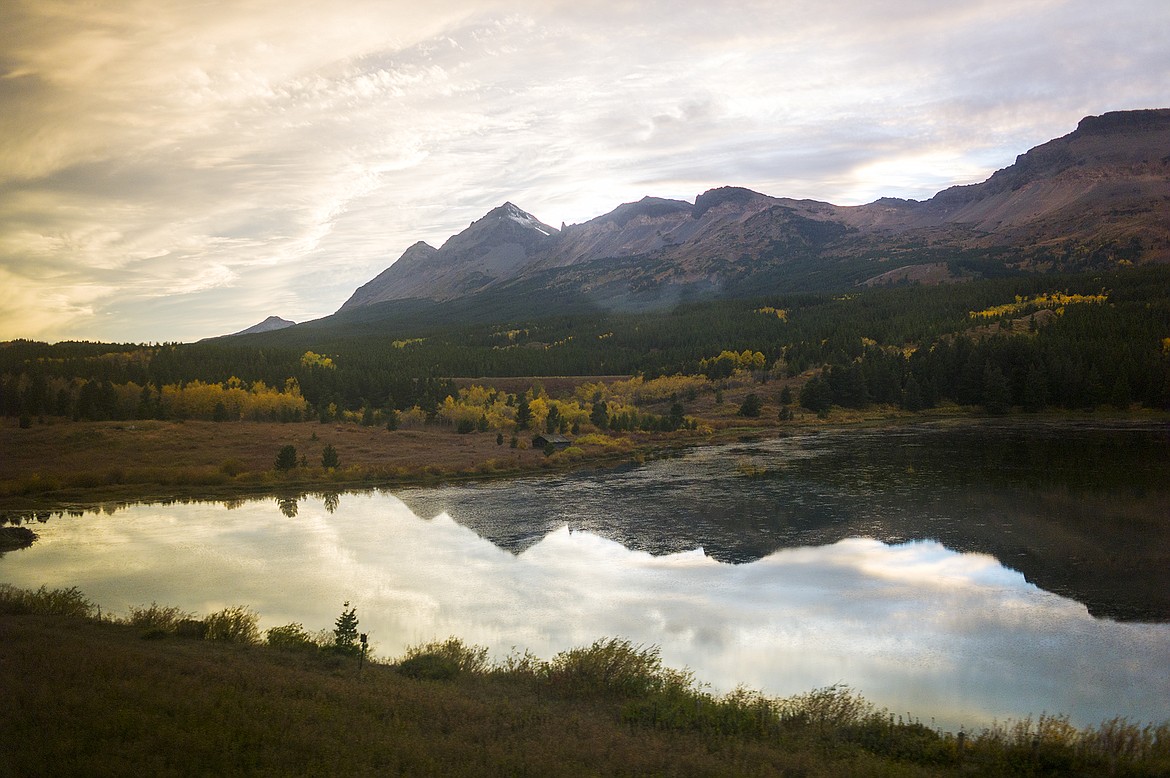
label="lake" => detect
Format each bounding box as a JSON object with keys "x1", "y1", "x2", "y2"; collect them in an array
[{"x1": 3, "y1": 419, "x2": 1168, "y2": 732}]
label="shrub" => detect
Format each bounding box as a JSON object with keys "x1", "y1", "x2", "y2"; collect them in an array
[
  {"x1": 396, "y1": 637, "x2": 488, "y2": 681},
  {"x1": 0, "y1": 525, "x2": 37, "y2": 551},
  {"x1": 779, "y1": 684, "x2": 875, "y2": 730},
  {"x1": 176, "y1": 619, "x2": 208, "y2": 639},
  {"x1": 737, "y1": 393, "x2": 762, "y2": 417},
  {"x1": 0, "y1": 584, "x2": 95, "y2": 618},
  {"x1": 266, "y1": 622, "x2": 320, "y2": 651},
  {"x1": 126, "y1": 602, "x2": 193, "y2": 633},
  {"x1": 220, "y1": 458, "x2": 245, "y2": 477},
  {"x1": 493, "y1": 647, "x2": 546, "y2": 679},
  {"x1": 203, "y1": 606, "x2": 260, "y2": 644},
  {"x1": 545, "y1": 638, "x2": 680, "y2": 699}
]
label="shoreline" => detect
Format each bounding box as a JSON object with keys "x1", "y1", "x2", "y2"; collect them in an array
[{"x1": 3, "y1": 406, "x2": 1166, "y2": 517}]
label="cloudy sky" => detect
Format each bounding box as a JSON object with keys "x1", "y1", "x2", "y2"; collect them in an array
[{"x1": 2, "y1": 0, "x2": 1168, "y2": 343}]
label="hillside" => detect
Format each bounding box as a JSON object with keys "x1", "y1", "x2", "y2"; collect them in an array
[
  {"x1": 4, "y1": 596, "x2": 1167, "y2": 776},
  {"x1": 339, "y1": 109, "x2": 1170, "y2": 315}
]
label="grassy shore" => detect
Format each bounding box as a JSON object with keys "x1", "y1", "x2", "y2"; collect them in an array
[
  {"x1": 4, "y1": 585, "x2": 1167, "y2": 777},
  {"x1": 4, "y1": 400, "x2": 1167, "y2": 514}
]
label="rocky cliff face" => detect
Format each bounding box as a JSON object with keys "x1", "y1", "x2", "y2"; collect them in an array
[
  {"x1": 342, "y1": 109, "x2": 1170, "y2": 311},
  {"x1": 340, "y1": 203, "x2": 558, "y2": 309}
]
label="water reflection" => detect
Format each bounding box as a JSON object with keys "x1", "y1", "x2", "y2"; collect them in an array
[
  {"x1": 396, "y1": 421, "x2": 1170, "y2": 620},
  {"x1": 2, "y1": 490, "x2": 1168, "y2": 731}
]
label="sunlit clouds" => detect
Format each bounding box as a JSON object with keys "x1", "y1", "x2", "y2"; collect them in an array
[{"x1": 2, "y1": 0, "x2": 1168, "y2": 341}]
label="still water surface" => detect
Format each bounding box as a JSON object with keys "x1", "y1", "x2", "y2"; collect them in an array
[{"x1": 3, "y1": 420, "x2": 1168, "y2": 731}]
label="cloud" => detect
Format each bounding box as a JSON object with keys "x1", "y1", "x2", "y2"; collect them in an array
[
  {"x1": 2, "y1": 0, "x2": 1168, "y2": 341},
  {"x1": 7, "y1": 493, "x2": 1169, "y2": 731}
]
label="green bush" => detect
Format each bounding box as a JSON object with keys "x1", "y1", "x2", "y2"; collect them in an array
[
  {"x1": 203, "y1": 606, "x2": 260, "y2": 644},
  {"x1": 0, "y1": 584, "x2": 95, "y2": 618},
  {"x1": 545, "y1": 638, "x2": 687, "y2": 699},
  {"x1": 396, "y1": 637, "x2": 488, "y2": 681},
  {"x1": 266, "y1": 622, "x2": 320, "y2": 651},
  {"x1": 126, "y1": 602, "x2": 193, "y2": 633},
  {"x1": 219, "y1": 458, "x2": 245, "y2": 477}
]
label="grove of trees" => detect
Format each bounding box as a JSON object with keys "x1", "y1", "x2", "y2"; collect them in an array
[{"x1": 3, "y1": 265, "x2": 1168, "y2": 422}]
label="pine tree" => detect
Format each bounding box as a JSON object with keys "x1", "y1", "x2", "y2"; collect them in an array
[
  {"x1": 274, "y1": 445, "x2": 298, "y2": 471},
  {"x1": 332, "y1": 601, "x2": 360, "y2": 656},
  {"x1": 590, "y1": 401, "x2": 608, "y2": 429},
  {"x1": 982, "y1": 364, "x2": 1011, "y2": 415},
  {"x1": 321, "y1": 444, "x2": 339, "y2": 469},
  {"x1": 515, "y1": 395, "x2": 531, "y2": 430}
]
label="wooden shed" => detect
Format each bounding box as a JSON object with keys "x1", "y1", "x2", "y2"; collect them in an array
[{"x1": 532, "y1": 433, "x2": 571, "y2": 451}]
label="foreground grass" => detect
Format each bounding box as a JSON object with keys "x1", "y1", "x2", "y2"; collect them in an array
[{"x1": 3, "y1": 585, "x2": 1168, "y2": 777}]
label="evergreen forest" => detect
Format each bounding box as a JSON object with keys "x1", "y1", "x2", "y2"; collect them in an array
[{"x1": 3, "y1": 266, "x2": 1169, "y2": 423}]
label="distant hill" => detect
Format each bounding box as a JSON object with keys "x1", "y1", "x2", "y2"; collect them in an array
[
  {"x1": 340, "y1": 109, "x2": 1170, "y2": 316},
  {"x1": 225, "y1": 316, "x2": 296, "y2": 337}
]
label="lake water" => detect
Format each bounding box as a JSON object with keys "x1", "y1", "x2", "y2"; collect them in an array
[{"x1": 3, "y1": 420, "x2": 1168, "y2": 732}]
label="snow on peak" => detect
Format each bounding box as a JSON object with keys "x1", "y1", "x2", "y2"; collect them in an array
[{"x1": 491, "y1": 202, "x2": 557, "y2": 236}]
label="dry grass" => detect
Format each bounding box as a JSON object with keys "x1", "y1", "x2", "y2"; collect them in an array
[
  {"x1": 0, "y1": 419, "x2": 569, "y2": 508},
  {"x1": 2, "y1": 613, "x2": 938, "y2": 777},
  {"x1": 0, "y1": 378, "x2": 988, "y2": 511},
  {"x1": 4, "y1": 592, "x2": 1167, "y2": 777}
]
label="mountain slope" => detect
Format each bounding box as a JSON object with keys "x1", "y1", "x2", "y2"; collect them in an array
[
  {"x1": 342, "y1": 109, "x2": 1170, "y2": 312},
  {"x1": 340, "y1": 203, "x2": 558, "y2": 310},
  {"x1": 224, "y1": 316, "x2": 296, "y2": 337}
]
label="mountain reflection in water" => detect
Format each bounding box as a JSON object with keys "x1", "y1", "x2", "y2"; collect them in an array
[
  {"x1": 1, "y1": 421, "x2": 1168, "y2": 730},
  {"x1": 398, "y1": 420, "x2": 1170, "y2": 621}
]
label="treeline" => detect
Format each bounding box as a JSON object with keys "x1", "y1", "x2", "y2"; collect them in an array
[
  {"x1": 3, "y1": 266, "x2": 1168, "y2": 420},
  {"x1": 798, "y1": 296, "x2": 1170, "y2": 415}
]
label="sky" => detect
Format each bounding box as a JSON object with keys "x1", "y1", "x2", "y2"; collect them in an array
[{"x1": 2, "y1": 1, "x2": 1168, "y2": 343}]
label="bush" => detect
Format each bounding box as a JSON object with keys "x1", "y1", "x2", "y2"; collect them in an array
[
  {"x1": 396, "y1": 637, "x2": 489, "y2": 681},
  {"x1": 126, "y1": 602, "x2": 193, "y2": 633},
  {"x1": 203, "y1": 606, "x2": 260, "y2": 644},
  {"x1": 0, "y1": 525, "x2": 37, "y2": 551},
  {"x1": 0, "y1": 584, "x2": 95, "y2": 618},
  {"x1": 737, "y1": 393, "x2": 762, "y2": 417},
  {"x1": 266, "y1": 622, "x2": 320, "y2": 651},
  {"x1": 176, "y1": 619, "x2": 208, "y2": 639},
  {"x1": 545, "y1": 638, "x2": 682, "y2": 699},
  {"x1": 779, "y1": 684, "x2": 875, "y2": 730},
  {"x1": 220, "y1": 458, "x2": 245, "y2": 477}
]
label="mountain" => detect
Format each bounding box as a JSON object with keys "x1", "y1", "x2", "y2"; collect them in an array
[
  {"x1": 340, "y1": 203, "x2": 558, "y2": 310},
  {"x1": 225, "y1": 316, "x2": 296, "y2": 337},
  {"x1": 342, "y1": 109, "x2": 1170, "y2": 312}
]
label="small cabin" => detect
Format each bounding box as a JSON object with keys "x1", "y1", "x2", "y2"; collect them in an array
[{"x1": 532, "y1": 433, "x2": 571, "y2": 452}]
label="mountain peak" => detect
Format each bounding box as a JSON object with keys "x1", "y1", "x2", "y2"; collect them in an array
[
  {"x1": 224, "y1": 316, "x2": 295, "y2": 337},
  {"x1": 1074, "y1": 108, "x2": 1170, "y2": 136},
  {"x1": 338, "y1": 108, "x2": 1170, "y2": 312},
  {"x1": 691, "y1": 186, "x2": 770, "y2": 219},
  {"x1": 481, "y1": 202, "x2": 559, "y2": 236}
]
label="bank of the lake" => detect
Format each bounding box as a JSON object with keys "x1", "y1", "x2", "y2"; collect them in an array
[
  {"x1": 4, "y1": 593, "x2": 1168, "y2": 777},
  {"x1": 5, "y1": 403, "x2": 1166, "y2": 513}
]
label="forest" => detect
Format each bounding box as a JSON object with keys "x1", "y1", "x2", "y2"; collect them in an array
[{"x1": 2, "y1": 265, "x2": 1168, "y2": 424}]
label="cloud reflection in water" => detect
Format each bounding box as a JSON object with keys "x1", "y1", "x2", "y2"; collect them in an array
[{"x1": 2, "y1": 491, "x2": 1167, "y2": 731}]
